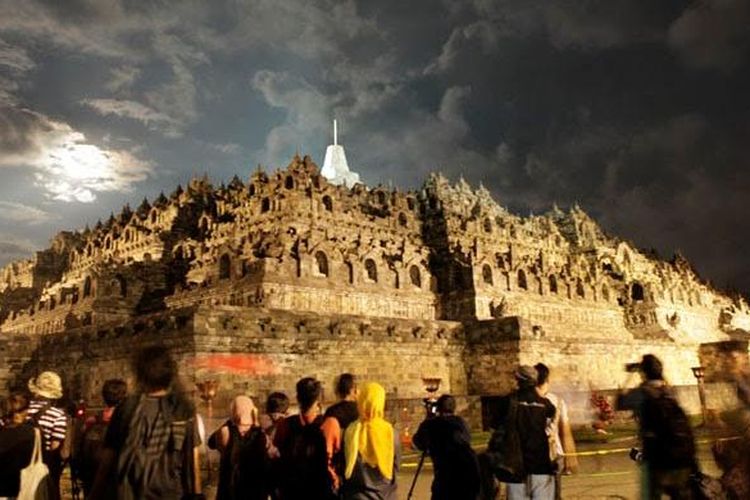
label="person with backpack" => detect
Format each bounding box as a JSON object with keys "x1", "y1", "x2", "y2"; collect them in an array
[
  {"x1": 413, "y1": 394, "x2": 480, "y2": 500},
  {"x1": 273, "y1": 377, "x2": 334, "y2": 499},
  {"x1": 321, "y1": 373, "x2": 359, "y2": 492},
  {"x1": 75, "y1": 378, "x2": 128, "y2": 497},
  {"x1": 535, "y1": 363, "x2": 578, "y2": 500},
  {"x1": 341, "y1": 382, "x2": 399, "y2": 500},
  {"x1": 27, "y1": 370, "x2": 68, "y2": 500},
  {"x1": 616, "y1": 354, "x2": 696, "y2": 499},
  {"x1": 482, "y1": 365, "x2": 556, "y2": 500},
  {"x1": 208, "y1": 395, "x2": 270, "y2": 500},
  {"x1": 0, "y1": 393, "x2": 37, "y2": 498},
  {"x1": 89, "y1": 345, "x2": 204, "y2": 500}
]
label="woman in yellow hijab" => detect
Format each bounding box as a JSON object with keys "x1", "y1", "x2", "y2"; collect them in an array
[{"x1": 342, "y1": 382, "x2": 399, "y2": 499}]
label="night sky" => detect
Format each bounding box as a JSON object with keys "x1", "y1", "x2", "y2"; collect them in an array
[{"x1": 0, "y1": 0, "x2": 749, "y2": 295}]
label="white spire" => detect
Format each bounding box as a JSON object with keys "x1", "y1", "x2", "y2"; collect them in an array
[{"x1": 321, "y1": 118, "x2": 360, "y2": 188}]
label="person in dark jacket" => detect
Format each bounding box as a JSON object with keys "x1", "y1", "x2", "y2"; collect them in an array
[
  {"x1": 273, "y1": 377, "x2": 333, "y2": 499},
  {"x1": 76, "y1": 378, "x2": 128, "y2": 496},
  {"x1": 616, "y1": 354, "x2": 695, "y2": 500},
  {"x1": 413, "y1": 394, "x2": 480, "y2": 500},
  {"x1": 0, "y1": 393, "x2": 36, "y2": 498},
  {"x1": 322, "y1": 373, "x2": 359, "y2": 491},
  {"x1": 209, "y1": 395, "x2": 268, "y2": 500},
  {"x1": 484, "y1": 365, "x2": 556, "y2": 500}
]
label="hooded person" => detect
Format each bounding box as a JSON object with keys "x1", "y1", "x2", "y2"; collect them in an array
[
  {"x1": 341, "y1": 382, "x2": 400, "y2": 500},
  {"x1": 209, "y1": 395, "x2": 269, "y2": 500}
]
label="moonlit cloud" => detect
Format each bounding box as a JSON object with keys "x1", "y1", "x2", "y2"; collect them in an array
[
  {"x1": 0, "y1": 108, "x2": 152, "y2": 203},
  {"x1": 32, "y1": 132, "x2": 152, "y2": 203}
]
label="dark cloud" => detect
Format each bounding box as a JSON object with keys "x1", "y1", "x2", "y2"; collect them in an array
[
  {"x1": 0, "y1": 0, "x2": 749, "y2": 296},
  {"x1": 668, "y1": 0, "x2": 750, "y2": 72}
]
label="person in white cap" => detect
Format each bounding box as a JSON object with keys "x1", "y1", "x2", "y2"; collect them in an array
[{"x1": 27, "y1": 370, "x2": 67, "y2": 500}]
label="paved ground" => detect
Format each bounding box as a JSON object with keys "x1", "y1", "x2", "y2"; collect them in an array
[
  {"x1": 60, "y1": 434, "x2": 723, "y2": 499},
  {"x1": 397, "y1": 433, "x2": 722, "y2": 499}
]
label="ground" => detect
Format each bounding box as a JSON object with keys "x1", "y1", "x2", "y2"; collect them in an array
[{"x1": 61, "y1": 427, "x2": 724, "y2": 499}]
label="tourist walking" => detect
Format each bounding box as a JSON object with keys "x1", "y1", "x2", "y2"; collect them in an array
[
  {"x1": 341, "y1": 382, "x2": 399, "y2": 500},
  {"x1": 483, "y1": 365, "x2": 556, "y2": 500},
  {"x1": 75, "y1": 378, "x2": 128, "y2": 497},
  {"x1": 616, "y1": 354, "x2": 696, "y2": 499},
  {"x1": 413, "y1": 394, "x2": 480, "y2": 500},
  {"x1": 209, "y1": 395, "x2": 270, "y2": 500},
  {"x1": 535, "y1": 363, "x2": 578, "y2": 500},
  {"x1": 0, "y1": 393, "x2": 37, "y2": 498},
  {"x1": 89, "y1": 345, "x2": 203, "y2": 500},
  {"x1": 273, "y1": 377, "x2": 333, "y2": 499},
  {"x1": 27, "y1": 370, "x2": 68, "y2": 500},
  {"x1": 321, "y1": 373, "x2": 359, "y2": 491}
]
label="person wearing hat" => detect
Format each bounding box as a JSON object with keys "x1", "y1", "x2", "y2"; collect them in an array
[
  {"x1": 482, "y1": 365, "x2": 557, "y2": 500},
  {"x1": 27, "y1": 370, "x2": 68, "y2": 500}
]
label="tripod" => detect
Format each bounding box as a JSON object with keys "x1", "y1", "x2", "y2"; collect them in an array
[{"x1": 407, "y1": 450, "x2": 428, "y2": 500}]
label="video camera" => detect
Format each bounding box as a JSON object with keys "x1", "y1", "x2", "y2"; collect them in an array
[
  {"x1": 422, "y1": 397, "x2": 439, "y2": 418},
  {"x1": 420, "y1": 377, "x2": 442, "y2": 418},
  {"x1": 625, "y1": 362, "x2": 641, "y2": 373}
]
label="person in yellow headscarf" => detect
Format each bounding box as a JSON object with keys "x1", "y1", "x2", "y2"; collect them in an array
[{"x1": 341, "y1": 382, "x2": 399, "y2": 499}]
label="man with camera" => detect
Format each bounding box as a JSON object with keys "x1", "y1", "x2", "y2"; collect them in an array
[
  {"x1": 616, "y1": 354, "x2": 696, "y2": 499},
  {"x1": 412, "y1": 395, "x2": 480, "y2": 500}
]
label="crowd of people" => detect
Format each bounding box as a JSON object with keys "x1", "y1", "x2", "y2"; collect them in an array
[{"x1": 2, "y1": 348, "x2": 750, "y2": 500}]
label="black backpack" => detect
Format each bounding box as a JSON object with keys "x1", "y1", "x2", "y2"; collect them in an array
[
  {"x1": 640, "y1": 386, "x2": 696, "y2": 470},
  {"x1": 230, "y1": 426, "x2": 272, "y2": 498},
  {"x1": 484, "y1": 395, "x2": 525, "y2": 483},
  {"x1": 114, "y1": 393, "x2": 198, "y2": 500},
  {"x1": 280, "y1": 415, "x2": 330, "y2": 496}
]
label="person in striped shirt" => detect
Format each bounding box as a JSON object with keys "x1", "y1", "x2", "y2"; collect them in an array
[{"x1": 27, "y1": 370, "x2": 67, "y2": 500}]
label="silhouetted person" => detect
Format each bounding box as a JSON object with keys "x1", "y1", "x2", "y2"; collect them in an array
[
  {"x1": 209, "y1": 395, "x2": 269, "y2": 500},
  {"x1": 483, "y1": 365, "x2": 556, "y2": 500},
  {"x1": 0, "y1": 393, "x2": 36, "y2": 498},
  {"x1": 535, "y1": 363, "x2": 577, "y2": 500},
  {"x1": 273, "y1": 377, "x2": 332, "y2": 499},
  {"x1": 76, "y1": 378, "x2": 128, "y2": 496},
  {"x1": 260, "y1": 391, "x2": 290, "y2": 448},
  {"x1": 322, "y1": 373, "x2": 359, "y2": 491},
  {"x1": 413, "y1": 395, "x2": 480, "y2": 500},
  {"x1": 617, "y1": 354, "x2": 696, "y2": 499},
  {"x1": 260, "y1": 391, "x2": 290, "y2": 500},
  {"x1": 90, "y1": 345, "x2": 203, "y2": 499}
]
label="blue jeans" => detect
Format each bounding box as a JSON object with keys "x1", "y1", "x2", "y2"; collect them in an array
[{"x1": 506, "y1": 475, "x2": 555, "y2": 500}]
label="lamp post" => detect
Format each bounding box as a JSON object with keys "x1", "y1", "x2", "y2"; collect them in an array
[
  {"x1": 196, "y1": 379, "x2": 219, "y2": 419},
  {"x1": 691, "y1": 366, "x2": 707, "y2": 425},
  {"x1": 422, "y1": 376, "x2": 442, "y2": 417},
  {"x1": 422, "y1": 377, "x2": 442, "y2": 395}
]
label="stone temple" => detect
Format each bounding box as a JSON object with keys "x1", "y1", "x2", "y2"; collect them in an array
[{"x1": 2, "y1": 132, "x2": 750, "y2": 424}]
